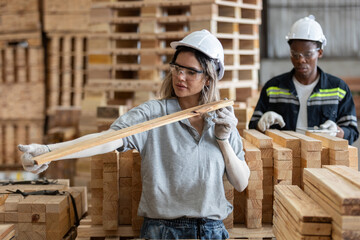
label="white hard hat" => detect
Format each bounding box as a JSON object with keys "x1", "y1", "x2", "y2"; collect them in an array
[
  {"x1": 286, "y1": 15, "x2": 327, "y2": 48},
  {"x1": 170, "y1": 29, "x2": 225, "y2": 80}
]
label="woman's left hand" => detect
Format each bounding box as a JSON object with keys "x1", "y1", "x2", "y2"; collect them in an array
[{"x1": 212, "y1": 105, "x2": 238, "y2": 141}]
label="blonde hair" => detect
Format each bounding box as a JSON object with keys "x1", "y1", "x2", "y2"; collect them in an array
[{"x1": 159, "y1": 46, "x2": 220, "y2": 105}]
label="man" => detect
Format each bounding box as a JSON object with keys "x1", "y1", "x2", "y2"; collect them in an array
[{"x1": 249, "y1": 15, "x2": 359, "y2": 144}]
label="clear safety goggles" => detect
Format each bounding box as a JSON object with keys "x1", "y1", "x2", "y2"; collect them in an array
[
  {"x1": 169, "y1": 62, "x2": 204, "y2": 81},
  {"x1": 290, "y1": 48, "x2": 320, "y2": 60}
]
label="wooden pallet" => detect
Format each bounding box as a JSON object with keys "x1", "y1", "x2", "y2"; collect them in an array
[
  {"x1": 88, "y1": 0, "x2": 262, "y2": 104},
  {"x1": 0, "y1": 120, "x2": 44, "y2": 166},
  {"x1": 0, "y1": 0, "x2": 41, "y2": 34},
  {"x1": 46, "y1": 33, "x2": 89, "y2": 115},
  {"x1": 42, "y1": 0, "x2": 91, "y2": 33}
]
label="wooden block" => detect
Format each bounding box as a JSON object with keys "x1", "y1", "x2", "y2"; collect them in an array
[
  {"x1": 329, "y1": 149, "x2": 349, "y2": 162},
  {"x1": 119, "y1": 177, "x2": 132, "y2": 224},
  {"x1": 321, "y1": 147, "x2": 329, "y2": 166},
  {"x1": 243, "y1": 129, "x2": 273, "y2": 149},
  {"x1": 348, "y1": 145, "x2": 359, "y2": 170},
  {"x1": 265, "y1": 129, "x2": 300, "y2": 157},
  {"x1": 283, "y1": 130, "x2": 322, "y2": 151},
  {"x1": 305, "y1": 132, "x2": 348, "y2": 151},
  {"x1": 272, "y1": 143, "x2": 292, "y2": 161}
]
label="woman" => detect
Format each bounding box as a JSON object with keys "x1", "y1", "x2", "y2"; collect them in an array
[{"x1": 19, "y1": 29, "x2": 250, "y2": 239}]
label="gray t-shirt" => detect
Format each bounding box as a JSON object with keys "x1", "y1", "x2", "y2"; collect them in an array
[{"x1": 110, "y1": 98, "x2": 245, "y2": 220}]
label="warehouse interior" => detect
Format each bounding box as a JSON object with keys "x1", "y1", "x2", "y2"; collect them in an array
[{"x1": 0, "y1": 0, "x2": 359, "y2": 239}]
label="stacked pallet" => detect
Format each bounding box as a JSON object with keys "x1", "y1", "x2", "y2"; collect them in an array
[
  {"x1": 273, "y1": 185, "x2": 332, "y2": 240},
  {"x1": 0, "y1": 0, "x2": 44, "y2": 167},
  {"x1": 303, "y1": 166, "x2": 360, "y2": 240},
  {"x1": 242, "y1": 129, "x2": 273, "y2": 224},
  {"x1": 0, "y1": 179, "x2": 87, "y2": 239},
  {"x1": 86, "y1": 0, "x2": 262, "y2": 121},
  {"x1": 43, "y1": 0, "x2": 91, "y2": 128}
]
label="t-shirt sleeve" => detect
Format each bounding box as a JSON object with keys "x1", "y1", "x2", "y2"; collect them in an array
[{"x1": 110, "y1": 100, "x2": 160, "y2": 152}]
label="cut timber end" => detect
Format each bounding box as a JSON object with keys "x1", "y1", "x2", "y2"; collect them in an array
[{"x1": 33, "y1": 99, "x2": 233, "y2": 165}]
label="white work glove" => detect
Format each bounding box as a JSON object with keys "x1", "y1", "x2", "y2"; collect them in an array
[
  {"x1": 257, "y1": 111, "x2": 286, "y2": 132},
  {"x1": 213, "y1": 105, "x2": 238, "y2": 141},
  {"x1": 18, "y1": 144, "x2": 50, "y2": 174},
  {"x1": 320, "y1": 120, "x2": 338, "y2": 137}
]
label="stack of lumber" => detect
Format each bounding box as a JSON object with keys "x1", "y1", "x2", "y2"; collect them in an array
[
  {"x1": 272, "y1": 143, "x2": 292, "y2": 185},
  {"x1": 43, "y1": 0, "x2": 91, "y2": 120},
  {"x1": 284, "y1": 131, "x2": 322, "y2": 188},
  {"x1": 305, "y1": 132, "x2": 353, "y2": 168},
  {"x1": 304, "y1": 166, "x2": 360, "y2": 240},
  {"x1": 242, "y1": 129, "x2": 273, "y2": 224},
  {"x1": 265, "y1": 129, "x2": 301, "y2": 187},
  {"x1": 273, "y1": 185, "x2": 332, "y2": 240},
  {"x1": 78, "y1": 147, "x2": 274, "y2": 239},
  {"x1": 233, "y1": 103, "x2": 254, "y2": 135},
  {"x1": 0, "y1": 0, "x2": 45, "y2": 167},
  {"x1": 0, "y1": 179, "x2": 87, "y2": 239},
  {"x1": 81, "y1": 151, "x2": 138, "y2": 239},
  {"x1": 240, "y1": 138, "x2": 263, "y2": 228}
]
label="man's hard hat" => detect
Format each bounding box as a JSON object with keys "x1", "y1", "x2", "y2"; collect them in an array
[
  {"x1": 286, "y1": 15, "x2": 327, "y2": 48},
  {"x1": 170, "y1": 29, "x2": 225, "y2": 80}
]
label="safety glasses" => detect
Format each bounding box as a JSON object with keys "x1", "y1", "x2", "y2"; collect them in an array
[
  {"x1": 169, "y1": 62, "x2": 204, "y2": 81},
  {"x1": 290, "y1": 48, "x2": 320, "y2": 60}
]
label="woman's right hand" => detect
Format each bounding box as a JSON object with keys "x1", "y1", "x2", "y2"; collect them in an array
[{"x1": 18, "y1": 144, "x2": 50, "y2": 174}]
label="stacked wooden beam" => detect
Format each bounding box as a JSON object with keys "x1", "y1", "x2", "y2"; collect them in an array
[
  {"x1": 0, "y1": 179, "x2": 87, "y2": 239},
  {"x1": 234, "y1": 104, "x2": 254, "y2": 135},
  {"x1": 265, "y1": 129, "x2": 301, "y2": 187},
  {"x1": 78, "y1": 143, "x2": 274, "y2": 239},
  {"x1": 242, "y1": 129, "x2": 273, "y2": 224},
  {"x1": 273, "y1": 185, "x2": 332, "y2": 240},
  {"x1": 304, "y1": 166, "x2": 360, "y2": 240},
  {"x1": 283, "y1": 131, "x2": 322, "y2": 188},
  {"x1": 241, "y1": 138, "x2": 263, "y2": 228},
  {"x1": 272, "y1": 143, "x2": 292, "y2": 185},
  {"x1": 305, "y1": 132, "x2": 353, "y2": 167},
  {"x1": 0, "y1": 0, "x2": 45, "y2": 167}
]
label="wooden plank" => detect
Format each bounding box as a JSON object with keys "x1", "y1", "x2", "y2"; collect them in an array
[
  {"x1": 303, "y1": 168, "x2": 360, "y2": 215},
  {"x1": 323, "y1": 165, "x2": 360, "y2": 189},
  {"x1": 34, "y1": 99, "x2": 233, "y2": 164},
  {"x1": 242, "y1": 129, "x2": 273, "y2": 149},
  {"x1": 265, "y1": 129, "x2": 300, "y2": 158},
  {"x1": 274, "y1": 185, "x2": 331, "y2": 223},
  {"x1": 283, "y1": 130, "x2": 322, "y2": 152},
  {"x1": 305, "y1": 132, "x2": 348, "y2": 151}
]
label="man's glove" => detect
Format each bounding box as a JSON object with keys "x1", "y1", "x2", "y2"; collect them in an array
[
  {"x1": 320, "y1": 120, "x2": 338, "y2": 137},
  {"x1": 18, "y1": 144, "x2": 50, "y2": 174},
  {"x1": 213, "y1": 105, "x2": 238, "y2": 141},
  {"x1": 257, "y1": 111, "x2": 286, "y2": 132}
]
